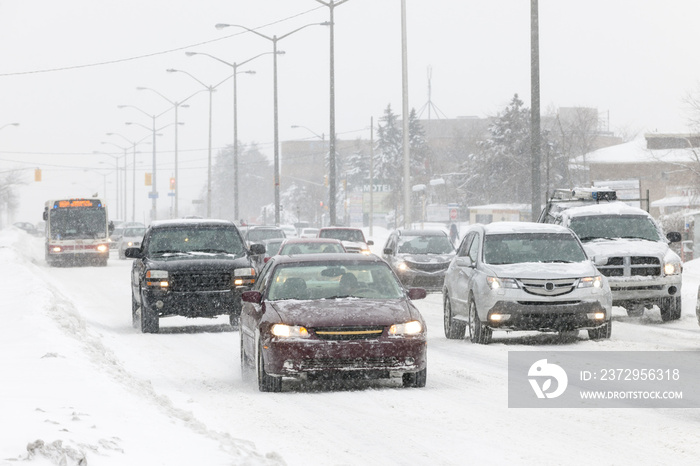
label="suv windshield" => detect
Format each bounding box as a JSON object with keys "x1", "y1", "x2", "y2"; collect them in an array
[
  {"x1": 569, "y1": 215, "x2": 661, "y2": 242},
  {"x1": 147, "y1": 227, "x2": 245, "y2": 256},
  {"x1": 398, "y1": 235, "x2": 455, "y2": 254},
  {"x1": 484, "y1": 233, "x2": 587, "y2": 265}
]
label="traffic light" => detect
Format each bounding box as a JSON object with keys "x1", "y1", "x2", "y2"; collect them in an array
[
  {"x1": 169, "y1": 177, "x2": 176, "y2": 190},
  {"x1": 34, "y1": 168, "x2": 42, "y2": 182},
  {"x1": 145, "y1": 173, "x2": 152, "y2": 186}
]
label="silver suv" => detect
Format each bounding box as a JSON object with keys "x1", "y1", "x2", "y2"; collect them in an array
[
  {"x1": 443, "y1": 222, "x2": 613, "y2": 344},
  {"x1": 544, "y1": 202, "x2": 682, "y2": 321}
]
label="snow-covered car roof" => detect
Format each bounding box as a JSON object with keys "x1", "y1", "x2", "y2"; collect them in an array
[{"x1": 479, "y1": 221, "x2": 572, "y2": 235}]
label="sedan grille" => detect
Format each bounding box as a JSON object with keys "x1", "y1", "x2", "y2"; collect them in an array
[
  {"x1": 169, "y1": 271, "x2": 231, "y2": 292},
  {"x1": 300, "y1": 357, "x2": 400, "y2": 369},
  {"x1": 598, "y1": 256, "x2": 660, "y2": 277},
  {"x1": 519, "y1": 278, "x2": 577, "y2": 296},
  {"x1": 313, "y1": 326, "x2": 385, "y2": 340}
]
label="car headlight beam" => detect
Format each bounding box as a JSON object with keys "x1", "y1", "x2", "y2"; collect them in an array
[
  {"x1": 271, "y1": 324, "x2": 309, "y2": 338},
  {"x1": 389, "y1": 320, "x2": 423, "y2": 336}
]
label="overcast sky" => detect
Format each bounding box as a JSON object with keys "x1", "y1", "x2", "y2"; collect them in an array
[{"x1": 2, "y1": 0, "x2": 700, "y2": 221}]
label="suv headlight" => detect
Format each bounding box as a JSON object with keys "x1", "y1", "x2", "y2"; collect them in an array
[
  {"x1": 578, "y1": 275, "x2": 603, "y2": 288},
  {"x1": 146, "y1": 269, "x2": 168, "y2": 287},
  {"x1": 664, "y1": 262, "x2": 681, "y2": 275},
  {"x1": 487, "y1": 276, "x2": 519, "y2": 290},
  {"x1": 397, "y1": 261, "x2": 409, "y2": 271}
]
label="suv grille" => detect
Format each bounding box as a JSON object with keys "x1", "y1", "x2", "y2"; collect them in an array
[
  {"x1": 169, "y1": 271, "x2": 231, "y2": 291},
  {"x1": 519, "y1": 278, "x2": 577, "y2": 296},
  {"x1": 405, "y1": 261, "x2": 449, "y2": 272},
  {"x1": 598, "y1": 256, "x2": 660, "y2": 277}
]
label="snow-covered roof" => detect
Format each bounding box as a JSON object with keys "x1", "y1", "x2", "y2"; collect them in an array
[
  {"x1": 469, "y1": 203, "x2": 531, "y2": 211},
  {"x1": 651, "y1": 196, "x2": 700, "y2": 208},
  {"x1": 482, "y1": 221, "x2": 570, "y2": 234},
  {"x1": 579, "y1": 138, "x2": 700, "y2": 165}
]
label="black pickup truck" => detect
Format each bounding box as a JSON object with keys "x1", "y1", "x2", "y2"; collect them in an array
[{"x1": 125, "y1": 219, "x2": 265, "y2": 333}]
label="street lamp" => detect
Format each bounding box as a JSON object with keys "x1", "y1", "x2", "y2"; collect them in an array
[
  {"x1": 101, "y1": 141, "x2": 130, "y2": 221},
  {"x1": 92, "y1": 149, "x2": 123, "y2": 218},
  {"x1": 118, "y1": 104, "x2": 171, "y2": 222},
  {"x1": 185, "y1": 50, "x2": 277, "y2": 222},
  {"x1": 105, "y1": 132, "x2": 151, "y2": 222},
  {"x1": 291, "y1": 125, "x2": 325, "y2": 141},
  {"x1": 215, "y1": 21, "x2": 329, "y2": 225},
  {"x1": 315, "y1": 0, "x2": 350, "y2": 226}
]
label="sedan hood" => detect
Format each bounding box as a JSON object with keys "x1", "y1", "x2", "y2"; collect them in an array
[
  {"x1": 483, "y1": 261, "x2": 598, "y2": 279},
  {"x1": 270, "y1": 298, "x2": 417, "y2": 327}
]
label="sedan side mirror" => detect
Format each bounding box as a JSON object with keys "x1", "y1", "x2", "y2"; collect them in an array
[
  {"x1": 241, "y1": 290, "x2": 262, "y2": 304},
  {"x1": 407, "y1": 287, "x2": 427, "y2": 300},
  {"x1": 383, "y1": 247, "x2": 394, "y2": 255},
  {"x1": 367, "y1": 240, "x2": 374, "y2": 246}
]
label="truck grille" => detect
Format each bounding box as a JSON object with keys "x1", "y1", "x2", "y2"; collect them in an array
[
  {"x1": 598, "y1": 256, "x2": 660, "y2": 277},
  {"x1": 519, "y1": 278, "x2": 577, "y2": 296},
  {"x1": 169, "y1": 271, "x2": 231, "y2": 291}
]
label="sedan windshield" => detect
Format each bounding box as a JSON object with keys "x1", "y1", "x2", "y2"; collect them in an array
[
  {"x1": 268, "y1": 262, "x2": 404, "y2": 300},
  {"x1": 569, "y1": 215, "x2": 662, "y2": 242},
  {"x1": 484, "y1": 233, "x2": 587, "y2": 265},
  {"x1": 147, "y1": 227, "x2": 245, "y2": 256}
]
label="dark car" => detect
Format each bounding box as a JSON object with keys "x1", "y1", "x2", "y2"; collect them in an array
[
  {"x1": 382, "y1": 229, "x2": 456, "y2": 292},
  {"x1": 125, "y1": 219, "x2": 265, "y2": 333},
  {"x1": 239, "y1": 253, "x2": 428, "y2": 392}
]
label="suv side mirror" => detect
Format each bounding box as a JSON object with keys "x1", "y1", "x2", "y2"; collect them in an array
[
  {"x1": 124, "y1": 247, "x2": 143, "y2": 259},
  {"x1": 383, "y1": 247, "x2": 393, "y2": 255},
  {"x1": 249, "y1": 243, "x2": 266, "y2": 255},
  {"x1": 455, "y1": 257, "x2": 474, "y2": 268},
  {"x1": 666, "y1": 231, "x2": 682, "y2": 243},
  {"x1": 367, "y1": 240, "x2": 374, "y2": 246}
]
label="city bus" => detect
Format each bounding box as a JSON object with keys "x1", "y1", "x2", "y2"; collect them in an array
[{"x1": 43, "y1": 198, "x2": 114, "y2": 267}]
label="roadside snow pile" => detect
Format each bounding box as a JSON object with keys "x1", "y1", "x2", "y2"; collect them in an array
[{"x1": 0, "y1": 229, "x2": 282, "y2": 466}]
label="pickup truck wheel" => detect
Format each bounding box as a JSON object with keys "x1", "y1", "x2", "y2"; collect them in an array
[
  {"x1": 468, "y1": 297, "x2": 492, "y2": 344},
  {"x1": 588, "y1": 321, "x2": 612, "y2": 340},
  {"x1": 659, "y1": 297, "x2": 681, "y2": 321},
  {"x1": 140, "y1": 296, "x2": 159, "y2": 334},
  {"x1": 256, "y1": 341, "x2": 281, "y2": 392},
  {"x1": 443, "y1": 293, "x2": 466, "y2": 339}
]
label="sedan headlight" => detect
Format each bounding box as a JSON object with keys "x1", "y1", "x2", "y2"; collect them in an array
[
  {"x1": 487, "y1": 276, "x2": 519, "y2": 290},
  {"x1": 664, "y1": 262, "x2": 681, "y2": 275},
  {"x1": 389, "y1": 320, "x2": 423, "y2": 336},
  {"x1": 146, "y1": 269, "x2": 168, "y2": 287},
  {"x1": 578, "y1": 275, "x2": 603, "y2": 288},
  {"x1": 271, "y1": 324, "x2": 309, "y2": 338}
]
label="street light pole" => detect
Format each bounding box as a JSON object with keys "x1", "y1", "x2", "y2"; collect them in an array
[
  {"x1": 215, "y1": 22, "x2": 328, "y2": 225},
  {"x1": 185, "y1": 51, "x2": 274, "y2": 222},
  {"x1": 118, "y1": 104, "x2": 168, "y2": 222},
  {"x1": 315, "y1": 0, "x2": 350, "y2": 226},
  {"x1": 93, "y1": 149, "x2": 123, "y2": 218},
  {"x1": 135, "y1": 87, "x2": 200, "y2": 218}
]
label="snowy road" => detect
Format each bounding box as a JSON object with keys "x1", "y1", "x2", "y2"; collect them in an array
[{"x1": 2, "y1": 230, "x2": 700, "y2": 465}]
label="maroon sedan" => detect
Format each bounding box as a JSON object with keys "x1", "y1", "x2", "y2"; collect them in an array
[{"x1": 239, "y1": 253, "x2": 428, "y2": 392}]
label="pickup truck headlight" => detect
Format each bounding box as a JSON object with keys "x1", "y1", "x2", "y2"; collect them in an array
[
  {"x1": 664, "y1": 262, "x2": 681, "y2": 275},
  {"x1": 146, "y1": 270, "x2": 168, "y2": 287},
  {"x1": 233, "y1": 267, "x2": 256, "y2": 286}
]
